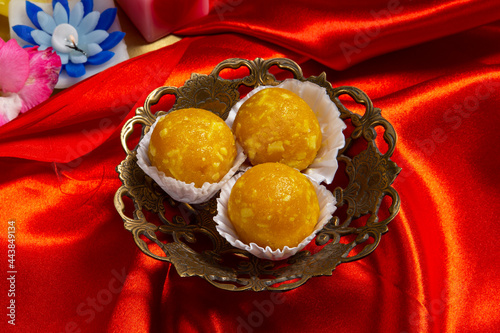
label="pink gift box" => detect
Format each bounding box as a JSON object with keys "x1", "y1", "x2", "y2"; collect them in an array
[{"x1": 117, "y1": 0, "x2": 209, "y2": 42}]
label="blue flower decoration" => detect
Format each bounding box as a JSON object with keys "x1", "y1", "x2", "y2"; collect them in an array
[{"x1": 13, "y1": 0, "x2": 125, "y2": 78}]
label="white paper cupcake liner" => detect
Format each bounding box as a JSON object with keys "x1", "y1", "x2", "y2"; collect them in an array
[
  {"x1": 136, "y1": 114, "x2": 247, "y2": 204},
  {"x1": 225, "y1": 79, "x2": 347, "y2": 184},
  {"x1": 213, "y1": 170, "x2": 337, "y2": 261}
]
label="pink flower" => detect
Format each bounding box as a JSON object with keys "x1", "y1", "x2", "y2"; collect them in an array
[{"x1": 0, "y1": 38, "x2": 61, "y2": 126}]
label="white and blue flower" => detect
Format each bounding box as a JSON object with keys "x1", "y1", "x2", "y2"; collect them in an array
[{"x1": 13, "y1": 0, "x2": 125, "y2": 78}]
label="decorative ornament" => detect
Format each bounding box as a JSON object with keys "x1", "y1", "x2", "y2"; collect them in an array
[
  {"x1": 117, "y1": 0, "x2": 209, "y2": 42},
  {"x1": 9, "y1": 0, "x2": 128, "y2": 88},
  {"x1": 0, "y1": 37, "x2": 61, "y2": 126},
  {"x1": 0, "y1": 0, "x2": 10, "y2": 17}
]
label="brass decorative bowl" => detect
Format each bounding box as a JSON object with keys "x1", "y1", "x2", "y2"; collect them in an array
[{"x1": 114, "y1": 58, "x2": 401, "y2": 291}]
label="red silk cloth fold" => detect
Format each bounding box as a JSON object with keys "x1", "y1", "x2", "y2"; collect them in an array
[
  {"x1": 1, "y1": 1, "x2": 500, "y2": 332},
  {"x1": 179, "y1": 0, "x2": 500, "y2": 70}
]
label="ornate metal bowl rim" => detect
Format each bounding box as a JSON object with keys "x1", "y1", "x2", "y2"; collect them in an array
[{"x1": 114, "y1": 57, "x2": 401, "y2": 292}]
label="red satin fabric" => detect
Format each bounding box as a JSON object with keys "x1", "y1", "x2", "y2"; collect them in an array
[
  {"x1": 179, "y1": 0, "x2": 500, "y2": 70},
  {"x1": 1, "y1": 1, "x2": 500, "y2": 332}
]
